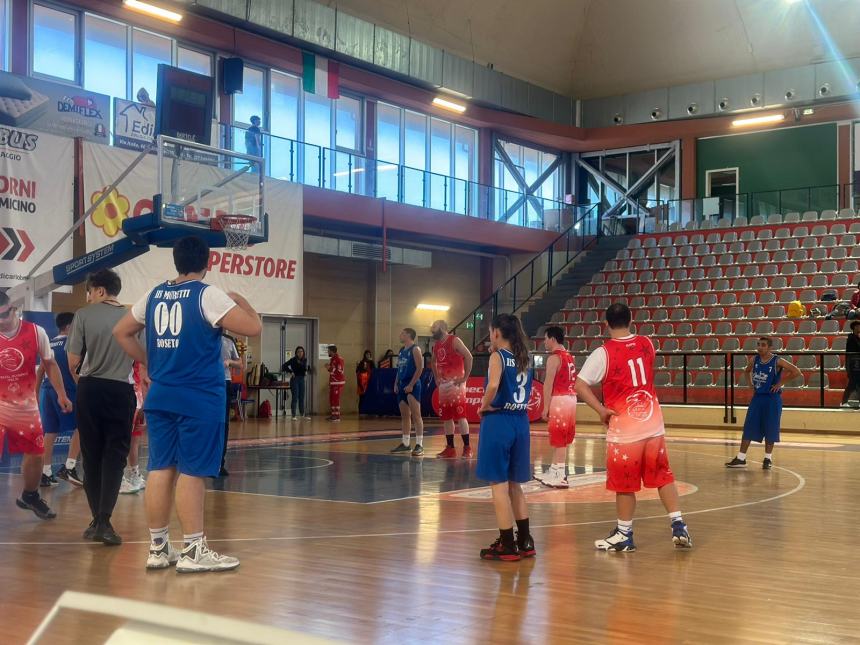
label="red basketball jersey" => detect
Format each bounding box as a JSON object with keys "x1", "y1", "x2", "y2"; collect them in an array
[
  {"x1": 432, "y1": 334, "x2": 465, "y2": 382},
  {"x1": 0, "y1": 320, "x2": 40, "y2": 409},
  {"x1": 551, "y1": 348, "x2": 577, "y2": 396},
  {"x1": 601, "y1": 335, "x2": 665, "y2": 444},
  {"x1": 329, "y1": 355, "x2": 345, "y2": 386}
]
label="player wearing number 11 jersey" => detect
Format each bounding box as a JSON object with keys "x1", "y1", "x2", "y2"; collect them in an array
[{"x1": 574, "y1": 303, "x2": 691, "y2": 552}]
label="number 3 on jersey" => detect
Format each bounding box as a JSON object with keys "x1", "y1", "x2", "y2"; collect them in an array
[
  {"x1": 513, "y1": 372, "x2": 528, "y2": 403},
  {"x1": 154, "y1": 301, "x2": 183, "y2": 337},
  {"x1": 627, "y1": 357, "x2": 647, "y2": 387}
]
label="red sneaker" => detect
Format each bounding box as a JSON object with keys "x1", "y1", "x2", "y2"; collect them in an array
[
  {"x1": 480, "y1": 537, "x2": 521, "y2": 561},
  {"x1": 461, "y1": 446, "x2": 474, "y2": 460},
  {"x1": 437, "y1": 446, "x2": 458, "y2": 459}
]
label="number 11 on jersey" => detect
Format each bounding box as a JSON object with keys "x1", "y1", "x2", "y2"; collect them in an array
[{"x1": 627, "y1": 357, "x2": 647, "y2": 387}]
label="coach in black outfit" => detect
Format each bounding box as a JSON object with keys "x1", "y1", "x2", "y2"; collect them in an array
[{"x1": 67, "y1": 269, "x2": 137, "y2": 546}]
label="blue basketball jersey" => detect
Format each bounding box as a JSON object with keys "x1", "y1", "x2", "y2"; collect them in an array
[
  {"x1": 41, "y1": 335, "x2": 76, "y2": 397},
  {"x1": 397, "y1": 345, "x2": 417, "y2": 387},
  {"x1": 144, "y1": 281, "x2": 225, "y2": 421},
  {"x1": 488, "y1": 348, "x2": 533, "y2": 415},
  {"x1": 751, "y1": 354, "x2": 781, "y2": 395}
]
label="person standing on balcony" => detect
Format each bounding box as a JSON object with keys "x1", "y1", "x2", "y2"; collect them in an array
[
  {"x1": 245, "y1": 115, "x2": 263, "y2": 159},
  {"x1": 726, "y1": 337, "x2": 802, "y2": 470}
]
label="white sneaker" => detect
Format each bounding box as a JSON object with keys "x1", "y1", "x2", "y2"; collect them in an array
[
  {"x1": 302, "y1": 415, "x2": 312, "y2": 420},
  {"x1": 131, "y1": 472, "x2": 146, "y2": 490},
  {"x1": 146, "y1": 541, "x2": 179, "y2": 569},
  {"x1": 291, "y1": 416, "x2": 298, "y2": 421},
  {"x1": 176, "y1": 538, "x2": 240, "y2": 573},
  {"x1": 119, "y1": 476, "x2": 141, "y2": 494},
  {"x1": 540, "y1": 466, "x2": 569, "y2": 489},
  {"x1": 594, "y1": 528, "x2": 636, "y2": 552}
]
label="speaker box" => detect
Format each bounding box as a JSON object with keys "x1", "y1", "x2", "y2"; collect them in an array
[{"x1": 222, "y1": 57, "x2": 244, "y2": 95}]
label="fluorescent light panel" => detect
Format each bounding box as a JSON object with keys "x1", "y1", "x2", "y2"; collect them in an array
[
  {"x1": 123, "y1": 0, "x2": 183, "y2": 23},
  {"x1": 731, "y1": 113, "x2": 785, "y2": 127},
  {"x1": 416, "y1": 303, "x2": 450, "y2": 312},
  {"x1": 432, "y1": 96, "x2": 467, "y2": 113}
]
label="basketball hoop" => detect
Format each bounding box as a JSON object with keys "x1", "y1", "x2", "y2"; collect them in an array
[{"x1": 211, "y1": 214, "x2": 257, "y2": 250}]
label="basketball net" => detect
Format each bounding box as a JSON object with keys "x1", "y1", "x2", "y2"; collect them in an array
[{"x1": 213, "y1": 214, "x2": 256, "y2": 251}]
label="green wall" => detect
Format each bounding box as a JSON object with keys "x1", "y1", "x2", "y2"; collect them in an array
[{"x1": 696, "y1": 123, "x2": 838, "y2": 212}]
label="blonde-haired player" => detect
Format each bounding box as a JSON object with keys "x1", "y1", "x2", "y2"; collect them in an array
[{"x1": 430, "y1": 320, "x2": 473, "y2": 459}]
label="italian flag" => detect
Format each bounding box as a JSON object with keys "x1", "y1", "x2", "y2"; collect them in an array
[{"x1": 302, "y1": 52, "x2": 340, "y2": 99}]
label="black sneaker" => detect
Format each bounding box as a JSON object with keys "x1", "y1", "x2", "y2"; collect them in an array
[
  {"x1": 83, "y1": 518, "x2": 99, "y2": 540},
  {"x1": 65, "y1": 467, "x2": 84, "y2": 486},
  {"x1": 411, "y1": 444, "x2": 425, "y2": 457},
  {"x1": 518, "y1": 534, "x2": 537, "y2": 558},
  {"x1": 96, "y1": 520, "x2": 122, "y2": 546},
  {"x1": 725, "y1": 457, "x2": 747, "y2": 468},
  {"x1": 218, "y1": 467, "x2": 229, "y2": 478},
  {"x1": 16, "y1": 494, "x2": 57, "y2": 520},
  {"x1": 390, "y1": 443, "x2": 412, "y2": 454},
  {"x1": 40, "y1": 473, "x2": 58, "y2": 488},
  {"x1": 762, "y1": 458, "x2": 773, "y2": 470},
  {"x1": 480, "y1": 537, "x2": 521, "y2": 561}
]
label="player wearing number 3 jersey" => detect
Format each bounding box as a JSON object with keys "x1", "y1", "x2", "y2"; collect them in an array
[
  {"x1": 575, "y1": 303, "x2": 692, "y2": 552},
  {"x1": 476, "y1": 314, "x2": 536, "y2": 562},
  {"x1": 114, "y1": 236, "x2": 262, "y2": 574}
]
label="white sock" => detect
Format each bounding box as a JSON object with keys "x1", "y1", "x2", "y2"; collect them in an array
[
  {"x1": 65, "y1": 458, "x2": 76, "y2": 469},
  {"x1": 617, "y1": 519, "x2": 633, "y2": 534},
  {"x1": 669, "y1": 510, "x2": 683, "y2": 524},
  {"x1": 415, "y1": 433, "x2": 424, "y2": 447},
  {"x1": 183, "y1": 531, "x2": 204, "y2": 546},
  {"x1": 737, "y1": 451, "x2": 747, "y2": 460},
  {"x1": 764, "y1": 452, "x2": 773, "y2": 461},
  {"x1": 402, "y1": 434, "x2": 410, "y2": 446},
  {"x1": 150, "y1": 526, "x2": 169, "y2": 546},
  {"x1": 552, "y1": 462, "x2": 566, "y2": 471},
  {"x1": 42, "y1": 465, "x2": 52, "y2": 476}
]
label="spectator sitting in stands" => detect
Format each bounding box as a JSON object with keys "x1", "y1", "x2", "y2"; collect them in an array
[{"x1": 847, "y1": 281, "x2": 860, "y2": 321}]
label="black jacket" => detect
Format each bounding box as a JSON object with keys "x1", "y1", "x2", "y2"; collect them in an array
[{"x1": 283, "y1": 356, "x2": 309, "y2": 378}]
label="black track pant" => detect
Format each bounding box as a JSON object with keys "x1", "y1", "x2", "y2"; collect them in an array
[{"x1": 76, "y1": 377, "x2": 136, "y2": 521}]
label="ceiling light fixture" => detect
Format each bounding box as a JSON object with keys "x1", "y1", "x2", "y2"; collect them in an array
[
  {"x1": 416, "y1": 303, "x2": 450, "y2": 312},
  {"x1": 432, "y1": 97, "x2": 467, "y2": 114},
  {"x1": 123, "y1": 0, "x2": 183, "y2": 22},
  {"x1": 731, "y1": 113, "x2": 786, "y2": 127}
]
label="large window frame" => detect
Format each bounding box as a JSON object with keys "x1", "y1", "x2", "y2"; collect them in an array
[
  {"x1": 30, "y1": 1, "x2": 80, "y2": 84},
  {"x1": 493, "y1": 134, "x2": 566, "y2": 227}
]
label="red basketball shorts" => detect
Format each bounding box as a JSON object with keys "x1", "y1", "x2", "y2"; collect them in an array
[
  {"x1": 0, "y1": 406, "x2": 45, "y2": 457},
  {"x1": 547, "y1": 394, "x2": 577, "y2": 448},
  {"x1": 605, "y1": 435, "x2": 674, "y2": 493},
  {"x1": 438, "y1": 381, "x2": 467, "y2": 421}
]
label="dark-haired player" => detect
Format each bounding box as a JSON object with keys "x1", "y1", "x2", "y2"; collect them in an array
[
  {"x1": 391, "y1": 328, "x2": 425, "y2": 456},
  {"x1": 477, "y1": 313, "x2": 535, "y2": 561},
  {"x1": 726, "y1": 337, "x2": 801, "y2": 470},
  {"x1": 575, "y1": 303, "x2": 692, "y2": 552},
  {"x1": 535, "y1": 325, "x2": 577, "y2": 488}
]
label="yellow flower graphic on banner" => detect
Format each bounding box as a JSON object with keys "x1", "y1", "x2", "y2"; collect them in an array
[{"x1": 90, "y1": 188, "x2": 130, "y2": 237}]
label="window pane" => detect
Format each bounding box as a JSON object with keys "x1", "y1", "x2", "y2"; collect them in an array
[
  {"x1": 132, "y1": 29, "x2": 171, "y2": 105},
  {"x1": 269, "y1": 70, "x2": 299, "y2": 181},
  {"x1": 303, "y1": 92, "x2": 331, "y2": 187},
  {"x1": 429, "y1": 118, "x2": 451, "y2": 211},
  {"x1": 177, "y1": 47, "x2": 211, "y2": 76},
  {"x1": 1, "y1": 1, "x2": 7, "y2": 70},
  {"x1": 335, "y1": 95, "x2": 361, "y2": 151},
  {"x1": 453, "y1": 126, "x2": 476, "y2": 215},
  {"x1": 233, "y1": 66, "x2": 264, "y2": 126},
  {"x1": 33, "y1": 4, "x2": 76, "y2": 81},
  {"x1": 376, "y1": 103, "x2": 400, "y2": 201},
  {"x1": 403, "y1": 111, "x2": 426, "y2": 207},
  {"x1": 84, "y1": 15, "x2": 126, "y2": 99}
]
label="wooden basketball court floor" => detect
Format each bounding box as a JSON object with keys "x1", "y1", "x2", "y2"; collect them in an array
[{"x1": 2, "y1": 415, "x2": 859, "y2": 644}]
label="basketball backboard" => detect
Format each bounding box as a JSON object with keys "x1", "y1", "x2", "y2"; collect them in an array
[{"x1": 123, "y1": 135, "x2": 267, "y2": 247}]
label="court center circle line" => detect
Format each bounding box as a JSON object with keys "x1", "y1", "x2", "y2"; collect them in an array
[{"x1": 0, "y1": 452, "x2": 806, "y2": 546}]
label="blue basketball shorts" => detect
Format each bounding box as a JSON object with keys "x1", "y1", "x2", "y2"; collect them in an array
[
  {"x1": 146, "y1": 409, "x2": 225, "y2": 477},
  {"x1": 743, "y1": 394, "x2": 782, "y2": 443},
  {"x1": 397, "y1": 381, "x2": 422, "y2": 406},
  {"x1": 476, "y1": 412, "x2": 531, "y2": 484},
  {"x1": 38, "y1": 387, "x2": 77, "y2": 435}
]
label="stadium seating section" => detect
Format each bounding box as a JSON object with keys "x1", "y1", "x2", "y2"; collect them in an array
[{"x1": 538, "y1": 208, "x2": 860, "y2": 407}]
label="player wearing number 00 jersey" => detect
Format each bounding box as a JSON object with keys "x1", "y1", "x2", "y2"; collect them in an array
[
  {"x1": 476, "y1": 314, "x2": 536, "y2": 562},
  {"x1": 574, "y1": 303, "x2": 692, "y2": 552}
]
